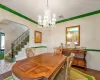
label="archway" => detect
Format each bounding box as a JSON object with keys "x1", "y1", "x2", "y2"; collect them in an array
[{"x1": 0, "y1": 20, "x2": 29, "y2": 61}]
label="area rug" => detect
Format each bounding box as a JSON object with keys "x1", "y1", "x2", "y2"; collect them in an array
[
  {"x1": 71, "y1": 68, "x2": 96, "y2": 80},
  {"x1": 4, "y1": 68, "x2": 96, "y2": 80},
  {"x1": 4, "y1": 76, "x2": 13, "y2": 80}
]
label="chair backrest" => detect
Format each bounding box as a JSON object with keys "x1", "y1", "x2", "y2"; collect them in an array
[
  {"x1": 66, "y1": 53, "x2": 75, "y2": 80},
  {"x1": 54, "y1": 47, "x2": 62, "y2": 56},
  {"x1": 26, "y1": 48, "x2": 35, "y2": 58}
]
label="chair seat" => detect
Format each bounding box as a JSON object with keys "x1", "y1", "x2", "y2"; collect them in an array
[{"x1": 70, "y1": 70, "x2": 88, "y2": 80}]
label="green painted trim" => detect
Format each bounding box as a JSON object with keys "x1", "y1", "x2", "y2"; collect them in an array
[
  {"x1": 56, "y1": 10, "x2": 100, "y2": 24},
  {"x1": 0, "y1": 32, "x2": 5, "y2": 35},
  {"x1": 32, "y1": 46, "x2": 47, "y2": 48},
  {"x1": 85, "y1": 49, "x2": 100, "y2": 52},
  {"x1": 0, "y1": 4, "x2": 99, "y2": 25},
  {"x1": 0, "y1": 4, "x2": 38, "y2": 24}
]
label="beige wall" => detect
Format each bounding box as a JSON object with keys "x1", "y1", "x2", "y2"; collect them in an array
[
  {"x1": 49, "y1": 14, "x2": 100, "y2": 71},
  {"x1": 0, "y1": 8, "x2": 47, "y2": 54},
  {"x1": 0, "y1": 8, "x2": 100, "y2": 71},
  {"x1": 0, "y1": 8, "x2": 39, "y2": 48},
  {"x1": 0, "y1": 22, "x2": 28, "y2": 53}
]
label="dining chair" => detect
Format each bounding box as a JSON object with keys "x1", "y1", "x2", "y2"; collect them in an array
[
  {"x1": 26, "y1": 48, "x2": 35, "y2": 58},
  {"x1": 54, "y1": 47, "x2": 63, "y2": 56},
  {"x1": 52, "y1": 53, "x2": 75, "y2": 80},
  {"x1": 65, "y1": 53, "x2": 75, "y2": 80}
]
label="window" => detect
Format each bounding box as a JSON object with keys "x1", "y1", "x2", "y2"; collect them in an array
[{"x1": 1, "y1": 35, "x2": 5, "y2": 49}]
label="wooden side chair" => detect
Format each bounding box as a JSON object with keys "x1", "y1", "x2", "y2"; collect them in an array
[
  {"x1": 52, "y1": 53, "x2": 75, "y2": 80},
  {"x1": 54, "y1": 47, "x2": 63, "y2": 56},
  {"x1": 65, "y1": 53, "x2": 75, "y2": 80},
  {"x1": 25, "y1": 48, "x2": 35, "y2": 58}
]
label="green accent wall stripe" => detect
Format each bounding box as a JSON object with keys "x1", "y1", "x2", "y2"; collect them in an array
[
  {"x1": 86, "y1": 49, "x2": 100, "y2": 52},
  {"x1": 56, "y1": 10, "x2": 100, "y2": 24},
  {"x1": 0, "y1": 4, "x2": 100, "y2": 25},
  {"x1": 32, "y1": 46, "x2": 47, "y2": 48},
  {"x1": 0, "y1": 4, "x2": 38, "y2": 24}
]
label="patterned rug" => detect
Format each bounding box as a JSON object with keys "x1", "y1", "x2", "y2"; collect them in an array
[{"x1": 4, "y1": 68, "x2": 96, "y2": 80}]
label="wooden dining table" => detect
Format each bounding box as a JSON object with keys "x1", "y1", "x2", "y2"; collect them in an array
[{"x1": 12, "y1": 53, "x2": 67, "y2": 80}]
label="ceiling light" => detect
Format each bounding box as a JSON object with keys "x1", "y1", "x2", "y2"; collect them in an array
[{"x1": 38, "y1": 0, "x2": 56, "y2": 28}]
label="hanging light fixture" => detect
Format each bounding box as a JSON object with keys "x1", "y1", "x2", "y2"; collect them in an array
[{"x1": 38, "y1": 0, "x2": 56, "y2": 28}]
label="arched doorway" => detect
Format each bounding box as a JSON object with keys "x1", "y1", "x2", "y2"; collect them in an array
[{"x1": 0, "y1": 29, "x2": 5, "y2": 60}]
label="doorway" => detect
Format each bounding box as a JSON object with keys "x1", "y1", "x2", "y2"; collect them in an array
[{"x1": 0, "y1": 29, "x2": 5, "y2": 60}]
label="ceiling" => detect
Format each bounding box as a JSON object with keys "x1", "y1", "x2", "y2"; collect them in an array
[{"x1": 1, "y1": 0, "x2": 100, "y2": 22}]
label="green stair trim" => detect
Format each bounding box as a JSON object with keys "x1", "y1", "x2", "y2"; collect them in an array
[
  {"x1": 0, "y1": 4, "x2": 100, "y2": 25},
  {"x1": 32, "y1": 46, "x2": 47, "y2": 48}
]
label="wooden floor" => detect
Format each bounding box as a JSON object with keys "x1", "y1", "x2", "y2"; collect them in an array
[
  {"x1": 73, "y1": 66, "x2": 100, "y2": 80},
  {"x1": 0, "y1": 67, "x2": 100, "y2": 80}
]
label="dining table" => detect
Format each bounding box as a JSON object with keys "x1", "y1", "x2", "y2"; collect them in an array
[{"x1": 12, "y1": 53, "x2": 67, "y2": 80}]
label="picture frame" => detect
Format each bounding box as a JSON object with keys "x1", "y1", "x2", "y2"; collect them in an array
[
  {"x1": 66, "y1": 25, "x2": 80, "y2": 46},
  {"x1": 34, "y1": 31, "x2": 42, "y2": 43}
]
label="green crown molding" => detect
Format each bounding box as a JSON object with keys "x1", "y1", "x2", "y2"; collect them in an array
[
  {"x1": 0, "y1": 4, "x2": 100, "y2": 25},
  {"x1": 56, "y1": 10, "x2": 100, "y2": 24},
  {"x1": 0, "y1": 4, "x2": 38, "y2": 24}
]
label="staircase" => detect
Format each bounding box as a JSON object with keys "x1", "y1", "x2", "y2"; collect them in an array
[{"x1": 5, "y1": 30, "x2": 29, "y2": 62}]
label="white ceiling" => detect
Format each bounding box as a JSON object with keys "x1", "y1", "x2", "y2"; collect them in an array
[{"x1": 1, "y1": 0, "x2": 100, "y2": 22}]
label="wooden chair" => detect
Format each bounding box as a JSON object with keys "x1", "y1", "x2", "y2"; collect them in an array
[
  {"x1": 52, "y1": 53, "x2": 75, "y2": 80},
  {"x1": 65, "y1": 53, "x2": 75, "y2": 80},
  {"x1": 54, "y1": 47, "x2": 62, "y2": 56},
  {"x1": 26, "y1": 48, "x2": 35, "y2": 58}
]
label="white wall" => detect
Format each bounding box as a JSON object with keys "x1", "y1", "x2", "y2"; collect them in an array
[
  {"x1": 48, "y1": 14, "x2": 100, "y2": 71},
  {"x1": 0, "y1": 7, "x2": 100, "y2": 71},
  {"x1": 0, "y1": 22, "x2": 28, "y2": 54},
  {"x1": 0, "y1": 8, "x2": 48, "y2": 55},
  {"x1": 0, "y1": 8, "x2": 39, "y2": 48}
]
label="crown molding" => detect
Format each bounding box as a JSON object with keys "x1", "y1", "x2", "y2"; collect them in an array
[
  {"x1": 0, "y1": 4, "x2": 38, "y2": 24},
  {"x1": 0, "y1": 4, "x2": 100, "y2": 25},
  {"x1": 56, "y1": 10, "x2": 100, "y2": 24}
]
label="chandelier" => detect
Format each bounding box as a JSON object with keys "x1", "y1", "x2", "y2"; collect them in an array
[{"x1": 38, "y1": 0, "x2": 56, "y2": 28}]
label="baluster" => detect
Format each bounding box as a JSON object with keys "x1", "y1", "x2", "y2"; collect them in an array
[{"x1": 11, "y1": 43, "x2": 15, "y2": 58}]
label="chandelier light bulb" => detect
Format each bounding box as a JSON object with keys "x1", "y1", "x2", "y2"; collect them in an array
[{"x1": 38, "y1": 0, "x2": 56, "y2": 28}]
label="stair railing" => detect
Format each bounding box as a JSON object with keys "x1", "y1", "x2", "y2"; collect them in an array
[{"x1": 11, "y1": 30, "x2": 29, "y2": 58}]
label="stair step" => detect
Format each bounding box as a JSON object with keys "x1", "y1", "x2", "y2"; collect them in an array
[{"x1": 5, "y1": 56, "x2": 16, "y2": 62}]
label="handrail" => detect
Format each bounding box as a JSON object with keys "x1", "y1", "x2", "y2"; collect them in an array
[
  {"x1": 11, "y1": 29, "x2": 29, "y2": 58},
  {"x1": 12, "y1": 29, "x2": 29, "y2": 44}
]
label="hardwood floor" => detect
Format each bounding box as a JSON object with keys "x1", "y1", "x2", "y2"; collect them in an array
[{"x1": 73, "y1": 66, "x2": 100, "y2": 80}]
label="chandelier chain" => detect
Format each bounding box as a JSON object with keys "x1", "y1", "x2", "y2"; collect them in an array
[{"x1": 47, "y1": 0, "x2": 49, "y2": 8}]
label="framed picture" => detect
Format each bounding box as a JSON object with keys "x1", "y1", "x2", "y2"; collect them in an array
[
  {"x1": 66, "y1": 25, "x2": 80, "y2": 46},
  {"x1": 34, "y1": 31, "x2": 42, "y2": 43}
]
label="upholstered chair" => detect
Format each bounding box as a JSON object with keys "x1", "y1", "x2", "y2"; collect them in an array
[
  {"x1": 26, "y1": 48, "x2": 35, "y2": 58},
  {"x1": 54, "y1": 47, "x2": 63, "y2": 56}
]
